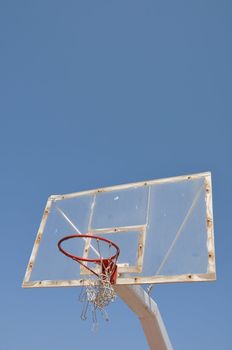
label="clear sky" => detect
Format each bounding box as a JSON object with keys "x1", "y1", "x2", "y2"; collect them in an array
[{"x1": 0, "y1": 1, "x2": 231, "y2": 349}]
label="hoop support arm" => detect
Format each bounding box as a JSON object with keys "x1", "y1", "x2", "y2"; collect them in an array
[{"x1": 114, "y1": 285, "x2": 173, "y2": 350}]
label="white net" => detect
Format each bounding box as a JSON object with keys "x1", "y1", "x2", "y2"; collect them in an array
[
  {"x1": 57, "y1": 234, "x2": 119, "y2": 329},
  {"x1": 79, "y1": 270, "x2": 117, "y2": 330}
]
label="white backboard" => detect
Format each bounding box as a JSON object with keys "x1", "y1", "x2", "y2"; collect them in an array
[{"x1": 23, "y1": 172, "x2": 216, "y2": 288}]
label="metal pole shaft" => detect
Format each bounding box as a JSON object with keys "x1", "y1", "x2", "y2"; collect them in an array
[{"x1": 114, "y1": 285, "x2": 173, "y2": 350}]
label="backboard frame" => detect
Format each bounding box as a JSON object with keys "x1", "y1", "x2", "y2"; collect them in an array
[{"x1": 22, "y1": 172, "x2": 216, "y2": 288}]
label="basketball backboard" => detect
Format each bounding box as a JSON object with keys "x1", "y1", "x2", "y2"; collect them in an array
[{"x1": 22, "y1": 172, "x2": 216, "y2": 288}]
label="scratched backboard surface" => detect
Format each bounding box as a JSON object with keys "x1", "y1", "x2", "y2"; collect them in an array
[{"x1": 23, "y1": 172, "x2": 216, "y2": 288}]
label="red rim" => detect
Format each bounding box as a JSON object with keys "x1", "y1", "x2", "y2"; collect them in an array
[
  {"x1": 57, "y1": 234, "x2": 120, "y2": 280},
  {"x1": 58, "y1": 234, "x2": 120, "y2": 262}
]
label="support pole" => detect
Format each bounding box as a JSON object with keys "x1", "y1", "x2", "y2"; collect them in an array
[{"x1": 114, "y1": 285, "x2": 173, "y2": 350}]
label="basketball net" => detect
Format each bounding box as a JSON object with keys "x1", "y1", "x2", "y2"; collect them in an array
[{"x1": 58, "y1": 234, "x2": 120, "y2": 330}]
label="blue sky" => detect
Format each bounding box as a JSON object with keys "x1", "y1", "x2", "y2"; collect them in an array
[{"x1": 0, "y1": 1, "x2": 231, "y2": 349}]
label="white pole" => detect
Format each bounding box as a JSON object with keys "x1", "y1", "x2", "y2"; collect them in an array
[{"x1": 114, "y1": 285, "x2": 173, "y2": 350}]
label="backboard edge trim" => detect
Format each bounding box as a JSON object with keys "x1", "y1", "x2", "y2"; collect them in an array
[
  {"x1": 51, "y1": 172, "x2": 212, "y2": 201},
  {"x1": 22, "y1": 272, "x2": 216, "y2": 288}
]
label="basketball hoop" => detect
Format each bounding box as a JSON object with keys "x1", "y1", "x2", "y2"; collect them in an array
[{"x1": 58, "y1": 234, "x2": 120, "y2": 329}]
